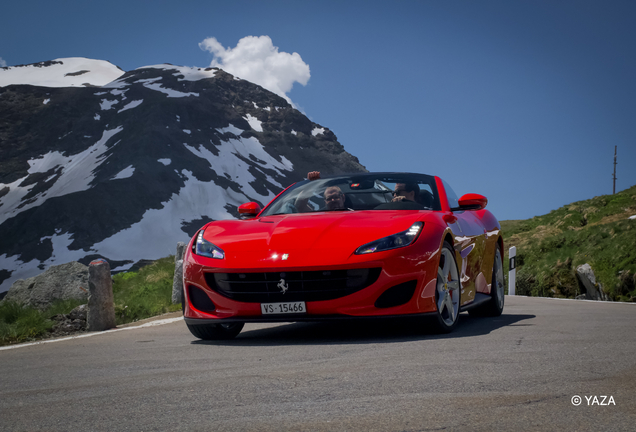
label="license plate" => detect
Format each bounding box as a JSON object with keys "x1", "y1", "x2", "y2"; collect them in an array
[{"x1": 261, "y1": 301, "x2": 307, "y2": 315}]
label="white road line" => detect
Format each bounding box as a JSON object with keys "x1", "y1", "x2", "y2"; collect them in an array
[
  {"x1": 0, "y1": 317, "x2": 183, "y2": 351},
  {"x1": 506, "y1": 295, "x2": 636, "y2": 304}
]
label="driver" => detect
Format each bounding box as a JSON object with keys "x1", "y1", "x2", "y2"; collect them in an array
[{"x1": 392, "y1": 182, "x2": 420, "y2": 203}]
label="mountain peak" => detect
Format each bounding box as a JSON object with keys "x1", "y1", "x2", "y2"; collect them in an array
[
  {"x1": 0, "y1": 57, "x2": 125, "y2": 88},
  {"x1": 0, "y1": 59, "x2": 366, "y2": 292}
]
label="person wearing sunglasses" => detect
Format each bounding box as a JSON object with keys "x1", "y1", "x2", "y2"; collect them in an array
[{"x1": 391, "y1": 182, "x2": 420, "y2": 203}]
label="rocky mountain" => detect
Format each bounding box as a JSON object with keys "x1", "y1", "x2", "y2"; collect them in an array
[{"x1": 0, "y1": 58, "x2": 366, "y2": 292}]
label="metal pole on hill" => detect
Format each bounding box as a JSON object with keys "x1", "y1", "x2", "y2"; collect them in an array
[{"x1": 613, "y1": 145, "x2": 617, "y2": 194}]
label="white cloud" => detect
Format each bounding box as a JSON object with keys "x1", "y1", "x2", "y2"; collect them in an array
[
  {"x1": 0, "y1": 57, "x2": 7, "y2": 68},
  {"x1": 199, "y1": 36, "x2": 310, "y2": 104}
]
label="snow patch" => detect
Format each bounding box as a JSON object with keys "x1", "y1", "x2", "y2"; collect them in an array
[
  {"x1": 43, "y1": 98, "x2": 50, "y2": 105},
  {"x1": 104, "y1": 65, "x2": 217, "y2": 92},
  {"x1": 0, "y1": 126, "x2": 124, "y2": 224},
  {"x1": 110, "y1": 89, "x2": 127, "y2": 98},
  {"x1": 158, "y1": 158, "x2": 171, "y2": 166},
  {"x1": 112, "y1": 165, "x2": 135, "y2": 180},
  {"x1": 117, "y1": 99, "x2": 143, "y2": 113},
  {"x1": 183, "y1": 130, "x2": 293, "y2": 199},
  {"x1": 183, "y1": 129, "x2": 191, "y2": 134},
  {"x1": 100, "y1": 99, "x2": 118, "y2": 110},
  {"x1": 218, "y1": 124, "x2": 244, "y2": 137},
  {"x1": 311, "y1": 127, "x2": 325, "y2": 136},
  {"x1": 291, "y1": 130, "x2": 297, "y2": 136},
  {"x1": 245, "y1": 114, "x2": 263, "y2": 132},
  {"x1": 141, "y1": 82, "x2": 199, "y2": 98},
  {"x1": 134, "y1": 77, "x2": 162, "y2": 85},
  {"x1": 138, "y1": 64, "x2": 218, "y2": 82},
  {"x1": 94, "y1": 113, "x2": 100, "y2": 121},
  {"x1": 81, "y1": 170, "x2": 239, "y2": 263},
  {"x1": 0, "y1": 57, "x2": 124, "y2": 88}
]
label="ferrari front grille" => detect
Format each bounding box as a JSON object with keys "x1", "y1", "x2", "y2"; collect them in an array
[{"x1": 205, "y1": 268, "x2": 382, "y2": 302}]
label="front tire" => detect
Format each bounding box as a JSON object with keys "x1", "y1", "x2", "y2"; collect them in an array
[
  {"x1": 187, "y1": 322, "x2": 244, "y2": 340},
  {"x1": 432, "y1": 241, "x2": 461, "y2": 333}
]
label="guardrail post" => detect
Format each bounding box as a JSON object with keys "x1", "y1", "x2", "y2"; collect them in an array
[
  {"x1": 87, "y1": 259, "x2": 116, "y2": 331},
  {"x1": 508, "y1": 246, "x2": 516, "y2": 296}
]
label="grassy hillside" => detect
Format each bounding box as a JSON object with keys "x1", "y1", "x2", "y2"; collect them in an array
[{"x1": 501, "y1": 185, "x2": 636, "y2": 301}]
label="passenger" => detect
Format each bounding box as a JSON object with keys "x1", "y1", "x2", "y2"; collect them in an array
[
  {"x1": 302, "y1": 171, "x2": 345, "y2": 210},
  {"x1": 392, "y1": 182, "x2": 420, "y2": 203},
  {"x1": 323, "y1": 186, "x2": 346, "y2": 210}
]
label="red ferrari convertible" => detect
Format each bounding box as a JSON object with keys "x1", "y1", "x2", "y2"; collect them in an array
[{"x1": 182, "y1": 172, "x2": 504, "y2": 339}]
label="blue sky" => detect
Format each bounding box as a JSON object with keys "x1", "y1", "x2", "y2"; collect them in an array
[{"x1": 2, "y1": 0, "x2": 635, "y2": 221}]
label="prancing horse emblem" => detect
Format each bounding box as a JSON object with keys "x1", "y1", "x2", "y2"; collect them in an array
[{"x1": 278, "y1": 278, "x2": 289, "y2": 294}]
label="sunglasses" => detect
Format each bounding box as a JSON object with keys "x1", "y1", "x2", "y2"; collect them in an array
[{"x1": 392, "y1": 190, "x2": 408, "y2": 196}]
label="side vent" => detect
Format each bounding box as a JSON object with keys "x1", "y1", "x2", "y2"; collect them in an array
[
  {"x1": 188, "y1": 285, "x2": 216, "y2": 312},
  {"x1": 375, "y1": 280, "x2": 417, "y2": 309}
]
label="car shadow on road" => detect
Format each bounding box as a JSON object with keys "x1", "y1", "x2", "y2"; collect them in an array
[{"x1": 191, "y1": 312, "x2": 536, "y2": 346}]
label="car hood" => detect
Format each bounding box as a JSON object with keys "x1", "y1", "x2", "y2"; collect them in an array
[{"x1": 198, "y1": 210, "x2": 428, "y2": 268}]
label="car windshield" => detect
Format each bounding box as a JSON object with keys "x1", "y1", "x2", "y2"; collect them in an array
[{"x1": 260, "y1": 173, "x2": 441, "y2": 216}]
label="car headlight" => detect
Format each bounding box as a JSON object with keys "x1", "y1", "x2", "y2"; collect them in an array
[
  {"x1": 193, "y1": 230, "x2": 225, "y2": 259},
  {"x1": 355, "y1": 222, "x2": 423, "y2": 254}
]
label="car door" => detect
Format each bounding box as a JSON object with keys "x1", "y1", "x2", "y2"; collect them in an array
[
  {"x1": 440, "y1": 179, "x2": 487, "y2": 305},
  {"x1": 453, "y1": 209, "x2": 488, "y2": 299}
]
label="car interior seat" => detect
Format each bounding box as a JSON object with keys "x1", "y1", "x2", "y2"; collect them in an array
[
  {"x1": 419, "y1": 191, "x2": 434, "y2": 209},
  {"x1": 343, "y1": 194, "x2": 354, "y2": 209}
]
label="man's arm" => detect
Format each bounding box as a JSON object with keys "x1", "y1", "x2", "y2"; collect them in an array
[{"x1": 308, "y1": 171, "x2": 321, "y2": 181}]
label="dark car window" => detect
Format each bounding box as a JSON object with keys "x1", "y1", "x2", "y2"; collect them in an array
[{"x1": 260, "y1": 173, "x2": 441, "y2": 216}]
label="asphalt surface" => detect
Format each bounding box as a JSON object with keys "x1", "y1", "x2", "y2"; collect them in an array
[{"x1": 1, "y1": 296, "x2": 635, "y2": 431}]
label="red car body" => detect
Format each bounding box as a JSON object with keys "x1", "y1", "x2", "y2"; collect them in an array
[{"x1": 182, "y1": 172, "x2": 504, "y2": 339}]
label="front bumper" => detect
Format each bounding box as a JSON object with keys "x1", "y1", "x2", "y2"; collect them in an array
[
  {"x1": 184, "y1": 310, "x2": 438, "y2": 325},
  {"x1": 183, "y1": 254, "x2": 440, "y2": 321}
]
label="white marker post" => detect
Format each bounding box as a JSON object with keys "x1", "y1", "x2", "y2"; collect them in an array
[{"x1": 508, "y1": 246, "x2": 516, "y2": 296}]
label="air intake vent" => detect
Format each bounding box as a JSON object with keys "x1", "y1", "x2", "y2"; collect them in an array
[
  {"x1": 375, "y1": 280, "x2": 417, "y2": 308},
  {"x1": 188, "y1": 285, "x2": 216, "y2": 312}
]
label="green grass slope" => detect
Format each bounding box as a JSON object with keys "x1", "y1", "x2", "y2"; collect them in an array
[{"x1": 501, "y1": 185, "x2": 636, "y2": 301}]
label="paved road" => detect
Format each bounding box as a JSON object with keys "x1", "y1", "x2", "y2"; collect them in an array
[{"x1": 1, "y1": 296, "x2": 635, "y2": 431}]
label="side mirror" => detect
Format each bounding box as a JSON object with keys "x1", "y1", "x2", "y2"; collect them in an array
[
  {"x1": 238, "y1": 202, "x2": 262, "y2": 219},
  {"x1": 456, "y1": 193, "x2": 488, "y2": 210}
]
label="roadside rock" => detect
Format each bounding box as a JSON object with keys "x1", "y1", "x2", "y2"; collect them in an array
[
  {"x1": 49, "y1": 304, "x2": 87, "y2": 337},
  {"x1": 1, "y1": 262, "x2": 89, "y2": 310},
  {"x1": 617, "y1": 270, "x2": 635, "y2": 299},
  {"x1": 576, "y1": 263, "x2": 608, "y2": 301}
]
